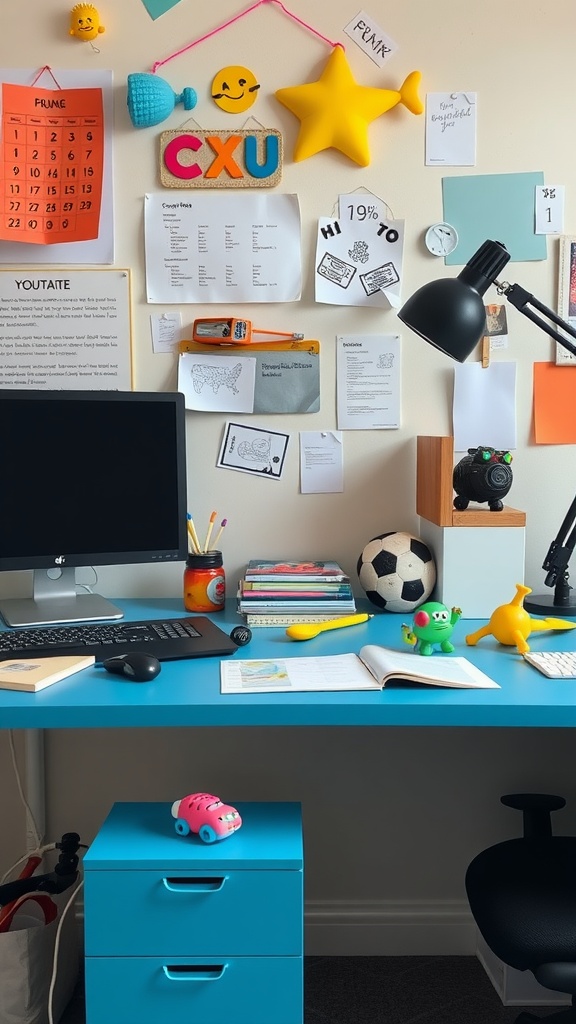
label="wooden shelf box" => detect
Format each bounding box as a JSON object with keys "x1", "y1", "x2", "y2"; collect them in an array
[{"x1": 416, "y1": 436, "x2": 526, "y2": 618}]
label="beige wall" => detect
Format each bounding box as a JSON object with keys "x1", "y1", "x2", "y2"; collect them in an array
[{"x1": 2, "y1": 0, "x2": 576, "y2": 951}]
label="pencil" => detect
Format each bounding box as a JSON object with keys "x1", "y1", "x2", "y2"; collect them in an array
[
  {"x1": 187, "y1": 514, "x2": 201, "y2": 554},
  {"x1": 203, "y1": 510, "x2": 217, "y2": 552},
  {"x1": 212, "y1": 518, "x2": 227, "y2": 550}
]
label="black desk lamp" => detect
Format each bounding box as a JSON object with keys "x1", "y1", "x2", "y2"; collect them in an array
[{"x1": 398, "y1": 238, "x2": 576, "y2": 616}]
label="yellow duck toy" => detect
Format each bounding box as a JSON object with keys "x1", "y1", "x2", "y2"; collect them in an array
[{"x1": 465, "y1": 583, "x2": 576, "y2": 655}]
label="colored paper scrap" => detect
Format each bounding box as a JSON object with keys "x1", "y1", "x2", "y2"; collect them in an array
[
  {"x1": 533, "y1": 362, "x2": 576, "y2": 444},
  {"x1": 442, "y1": 171, "x2": 547, "y2": 265},
  {"x1": 140, "y1": 0, "x2": 183, "y2": 18}
]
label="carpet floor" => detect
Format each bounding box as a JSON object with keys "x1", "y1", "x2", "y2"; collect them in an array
[{"x1": 60, "y1": 955, "x2": 564, "y2": 1023}]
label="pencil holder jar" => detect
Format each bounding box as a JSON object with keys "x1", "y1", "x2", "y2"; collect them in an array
[{"x1": 184, "y1": 551, "x2": 226, "y2": 613}]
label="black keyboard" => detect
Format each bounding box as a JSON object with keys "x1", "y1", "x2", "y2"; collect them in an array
[{"x1": 0, "y1": 616, "x2": 238, "y2": 664}]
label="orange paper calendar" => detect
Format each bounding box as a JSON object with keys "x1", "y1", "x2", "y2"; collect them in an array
[{"x1": 1, "y1": 81, "x2": 104, "y2": 245}]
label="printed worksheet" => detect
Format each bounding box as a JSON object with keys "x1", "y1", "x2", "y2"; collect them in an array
[
  {"x1": 144, "y1": 192, "x2": 302, "y2": 303},
  {"x1": 336, "y1": 334, "x2": 400, "y2": 429}
]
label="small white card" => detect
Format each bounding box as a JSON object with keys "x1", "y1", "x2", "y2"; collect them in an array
[
  {"x1": 425, "y1": 92, "x2": 477, "y2": 166},
  {"x1": 343, "y1": 10, "x2": 398, "y2": 67},
  {"x1": 535, "y1": 185, "x2": 564, "y2": 234},
  {"x1": 178, "y1": 353, "x2": 256, "y2": 413},
  {"x1": 150, "y1": 312, "x2": 182, "y2": 353},
  {"x1": 299, "y1": 431, "x2": 344, "y2": 493}
]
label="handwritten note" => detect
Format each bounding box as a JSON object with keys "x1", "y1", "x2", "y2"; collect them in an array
[
  {"x1": 343, "y1": 10, "x2": 398, "y2": 67},
  {"x1": 426, "y1": 92, "x2": 477, "y2": 166}
]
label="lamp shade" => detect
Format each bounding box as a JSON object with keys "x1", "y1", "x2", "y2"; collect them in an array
[{"x1": 398, "y1": 239, "x2": 511, "y2": 361}]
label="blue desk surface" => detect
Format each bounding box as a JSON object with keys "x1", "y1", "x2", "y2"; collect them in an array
[{"x1": 1, "y1": 599, "x2": 576, "y2": 729}]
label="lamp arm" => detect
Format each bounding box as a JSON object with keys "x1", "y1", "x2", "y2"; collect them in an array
[
  {"x1": 541, "y1": 495, "x2": 576, "y2": 590},
  {"x1": 495, "y1": 281, "x2": 576, "y2": 357}
]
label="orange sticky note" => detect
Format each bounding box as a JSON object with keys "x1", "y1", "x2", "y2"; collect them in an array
[
  {"x1": 533, "y1": 362, "x2": 576, "y2": 443},
  {"x1": 0, "y1": 82, "x2": 104, "y2": 245}
]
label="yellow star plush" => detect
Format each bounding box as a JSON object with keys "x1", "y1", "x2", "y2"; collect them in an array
[{"x1": 275, "y1": 46, "x2": 422, "y2": 166}]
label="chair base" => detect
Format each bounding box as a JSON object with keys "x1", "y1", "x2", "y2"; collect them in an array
[{"x1": 515, "y1": 1007, "x2": 576, "y2": 1023}]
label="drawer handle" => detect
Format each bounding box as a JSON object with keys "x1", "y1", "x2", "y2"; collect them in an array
[
  {"x1": 162, "y1": 876, "x2": 228, "y2": 893},
  {"x1": 163, "y1": 964, "x2": 228, "y2": 982}
]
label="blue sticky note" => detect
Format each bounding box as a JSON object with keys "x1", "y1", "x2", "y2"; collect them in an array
[
  {"x1": 140, "y1": 0, "x2": 183, "y2": 18},
  {"x1": 442, "y1": 171, "x2": 547, "y2": 265}
]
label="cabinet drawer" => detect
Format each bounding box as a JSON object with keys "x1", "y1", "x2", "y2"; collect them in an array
[
  {"x1": 85, "y1": 869, "x2": 302, "y2": 956},
  {"x1": 85, "y1": 955, "x2": 303, "y2": 1024}
]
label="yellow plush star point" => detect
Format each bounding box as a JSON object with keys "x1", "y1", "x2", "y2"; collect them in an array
[{"x1": 275, "y1": 46, "x2": 422, "y2": 167}]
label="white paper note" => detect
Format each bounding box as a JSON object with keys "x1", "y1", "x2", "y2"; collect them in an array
[
  {"x1": 336, "y1": 335, "x2": 400, "y2": 429},
  {"x1": 453, "y1": 362, "x2": 517, "y2": 451},
  {"x1": 425, "y1": 92, "x2": 477, "y2": 166},
  {"x1": 300, "y1": 431, "x2": 344, "y2": 493},
  {"x1": 150, "y1": 312, "x2": 182, "y2": 353}
]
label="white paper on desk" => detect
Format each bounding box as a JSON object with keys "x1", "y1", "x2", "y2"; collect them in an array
[
  {"x1": 453, "y1": 361, "x2": 517, "y2": 451},
  {"x1": 336, "y1": 334, "x2": 400, "y2": 429},
  {"x1": 300, "y1": 431, "x2": 343, "y2": 493},
  {"x1": 315, "y1": 216, "x2": 404, "y2": 309},
  {"x1": 145, "y1": 192, "x2": 302, "y2": 303},
  {"x1": 178, "y1": 353, "x2": 256, "y2": 413},
  {"x1": 425, "y1": 92, "x2": 477, "y2": 166}
]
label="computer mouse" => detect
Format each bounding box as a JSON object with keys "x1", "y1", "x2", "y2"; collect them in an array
[{"x1": 102, "y1": 652, "x2": 161, "y2": 682}]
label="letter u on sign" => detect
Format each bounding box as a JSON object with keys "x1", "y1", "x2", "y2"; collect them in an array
[{"x1": 160, "y1": 129, "x2": 282, "y2": 188}]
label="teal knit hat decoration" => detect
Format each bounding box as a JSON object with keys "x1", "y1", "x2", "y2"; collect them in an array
[{"x1": 127, "y1": 73, "x2": 197, "y2": 128}]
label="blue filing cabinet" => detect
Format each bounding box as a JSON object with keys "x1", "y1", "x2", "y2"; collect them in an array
[{"x1": 83, "y1": 801, "x2": 303, "y2": 1024}]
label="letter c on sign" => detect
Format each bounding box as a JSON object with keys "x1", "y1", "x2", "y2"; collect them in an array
[{"x1": 163, "y1": 134, "x2": 202, "y2": 179}]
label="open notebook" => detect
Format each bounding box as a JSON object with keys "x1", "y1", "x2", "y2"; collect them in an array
[{"x1": 220, "y1": 645, "x2": 499, "y2": 694}]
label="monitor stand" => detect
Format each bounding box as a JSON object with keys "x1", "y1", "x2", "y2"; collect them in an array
[{"x1": 0, "y1": 568, "x2": 124, "y2": 628}]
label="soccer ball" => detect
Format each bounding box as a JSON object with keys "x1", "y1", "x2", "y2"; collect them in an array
[{"x1": 357, "y1": 532, "x2": 436, "y2": 613}]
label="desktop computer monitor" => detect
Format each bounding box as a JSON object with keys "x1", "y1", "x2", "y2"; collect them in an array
[{"x1": 0, "y1": 390, "x2": 188, "y2": 627}]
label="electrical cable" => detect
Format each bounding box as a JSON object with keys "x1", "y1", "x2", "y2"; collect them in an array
[
  {"x1": 8, "y1": 729, "x2": 42, "y2": 848},
  {"x1": 47, "y1": 878, "x2": 84, "y2": 1024}
]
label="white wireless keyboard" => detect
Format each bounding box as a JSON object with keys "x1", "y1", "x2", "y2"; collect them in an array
[{"x1": 523, "y1": 650, "x2": 576, "y2": 678}]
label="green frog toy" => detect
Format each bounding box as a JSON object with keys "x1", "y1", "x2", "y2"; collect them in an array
[{"x1": 402, "y1": 601, "x2": 462, "y2": 656}]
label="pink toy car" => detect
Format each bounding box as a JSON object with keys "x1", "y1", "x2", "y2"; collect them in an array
[{"x1": 171, "y1": 792, "x2": 242, "y2": 843}]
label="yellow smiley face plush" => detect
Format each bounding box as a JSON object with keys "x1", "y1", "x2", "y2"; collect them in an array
[
  {"x1": 211, "y1": 66, "x2": 260, "y2": 113},
  {"x1": 69, "y1": 2, "x2": 105, "y2": 41}
]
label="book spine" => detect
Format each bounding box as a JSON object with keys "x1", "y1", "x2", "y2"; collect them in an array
[{"x1": 244, "y1": 613, "x2": 350, "y2": 626}]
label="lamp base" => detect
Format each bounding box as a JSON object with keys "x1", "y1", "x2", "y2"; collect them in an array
[{"x1": 523, "y1": 592, "x2": 576, "y2": 617}]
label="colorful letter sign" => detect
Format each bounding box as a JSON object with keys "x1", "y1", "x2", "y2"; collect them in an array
[{"x1": 159, "y1": 128, "x2": 282, "y2": 188}]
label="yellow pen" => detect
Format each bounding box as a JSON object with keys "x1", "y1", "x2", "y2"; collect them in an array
[{"x1": 286, "y1": 613, "x2": 373, "y2": 641}]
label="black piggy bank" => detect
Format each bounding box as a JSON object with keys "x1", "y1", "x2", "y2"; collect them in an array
[{"x1": 453, "y1": 446, "x2": 513, "y2": 512}]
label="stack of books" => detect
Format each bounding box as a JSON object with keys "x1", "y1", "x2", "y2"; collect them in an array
[{"x1": 238, "y1": 560, "x2": 356, "y2": 626}]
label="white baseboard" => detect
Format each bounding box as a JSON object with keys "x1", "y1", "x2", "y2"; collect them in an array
[{"x1": 304, "y1": 899, "x2": 476, "y2": 955}]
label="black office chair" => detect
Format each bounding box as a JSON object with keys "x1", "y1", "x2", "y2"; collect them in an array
[{"x1": 466, "y1": 794, "x2": 576, "y2": 1023}]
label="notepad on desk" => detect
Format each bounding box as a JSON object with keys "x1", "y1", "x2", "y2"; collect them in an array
[
  {"x1": 220, "y1": 646, "x2": 500, "y2": 694},
  {"x1": 0, "y1": 654, "x2": 95, "y2": 692}
]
